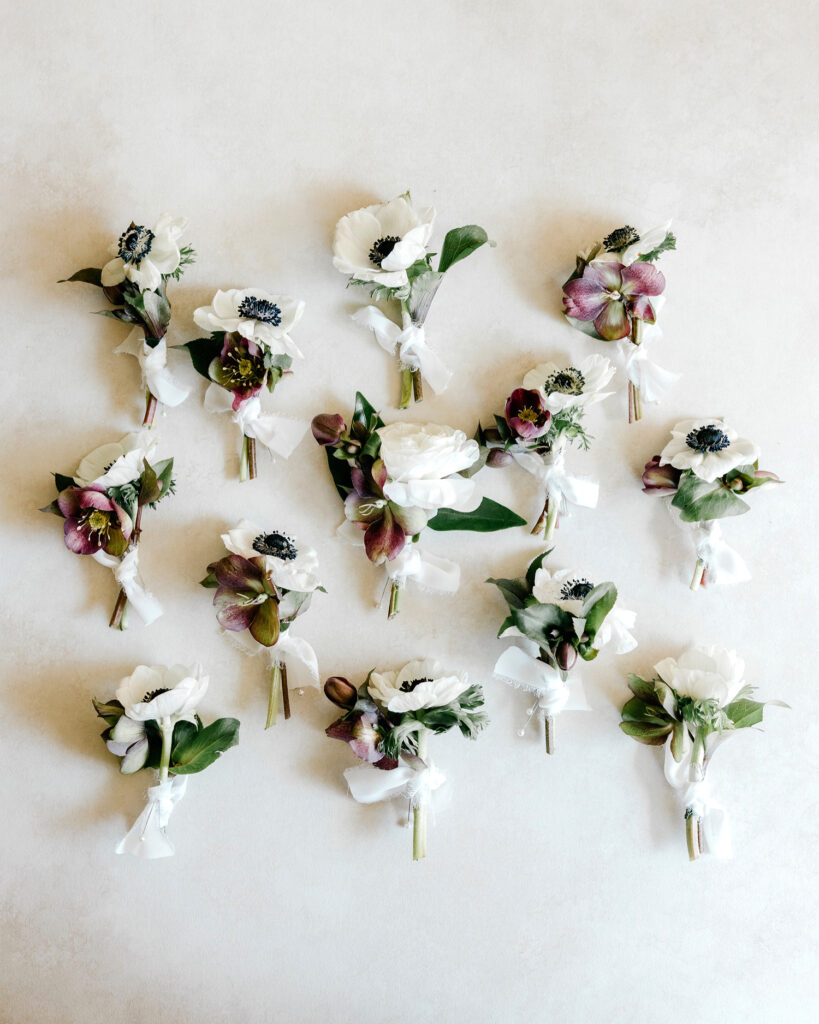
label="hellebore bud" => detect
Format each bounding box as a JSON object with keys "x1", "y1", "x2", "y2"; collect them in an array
[
  {"x1": 556, "y1": 641, "x2": 577, "y2": 672},
  {"x1": 324, "y1": 676, "x2": 358, "y2": 709},
  {"x1": 311, "y1": 413, "x2": 345, "y2": 447},
  {"x1": 486, "y1": 447, "x2": 514, "y2": 468},
  {"x1": 642, "y1": 455, "x2": 681, "y2": 494}
]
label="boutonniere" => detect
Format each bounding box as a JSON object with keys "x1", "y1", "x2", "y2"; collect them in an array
[
  {"x1": 41, "y1": 432, "x2": 175, "y2": 629},
  {"x1": 480, "y1": 355, "x2": 614, "y2": 541},
  {"x1": 333, "y1": 193, "x2": 489, "y2": 407},
  {"x1": 643, "y1": 419, "x2": 781, "y2": 589},
  {"x1": 61, "y1": 215, "x2": 194, "y2": 426},
  {"x1": 93, "y1": 665, "x2": 239, "y2": 859},
  {"x1": 201, "y1": 520, "x2": 323, "y2": 728},
  {"x1": 562, "y1": 223, "x2": 677, "y2": 422},
  {"x1": 489, "y1": 552, "x2": 636, "y2": 754},
  {"x1": 183, "y1": 289, "x2": 308, "y2": 481},
  {"x1": 324, "y1": 660, "x2": 487, "y2": 860},
  {"x1": 312, "y1": 393, "x2": 524, "y2": 617},
  {"x1": 620, "y1": 646, "x2": 785, "y2": 860}
]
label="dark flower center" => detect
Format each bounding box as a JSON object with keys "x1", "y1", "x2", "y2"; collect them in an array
[
  {"x1": 685, "y1": 425, "x2": 730, "y2": 453},
  {"x1": 369, "y1": 235, "x2": 400, "y2": 268},
  {"x1": 517, "y1": 406, "x2": 544, "y2": 423},
  {"x1": 603, "y1": 225, "x2": 639, "y2": 253},
  {"x1": 142, "y1": 687, "x2": 170, "y2": 702},
  {"x1": 544, "y1": 368, "x2": 585, "y2": 395},
  {"x1": 237, "y1": 296, "x2": 282, "y2": 326},
  {"x1": 78, "y1": 508, "x2": 115, "y2": 539},
  {"x1": 253, "y1": 532, "x2": 298, "y2": 560},
  {"x1": 117, "y1": 224, "x2": 155, "y2": 265},
  {"x1": 221, "y1": 343, "x2": 266, "y2": 390},
  {"x1": 560, "y1": 578, "x2": 593, "y2": 601},
  {"x1": 399, "y1": 676, "x2": 432, "y2": 693}
]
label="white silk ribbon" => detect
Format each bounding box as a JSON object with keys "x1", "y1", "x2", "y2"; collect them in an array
[
  {"x1": 351, "y1": 305, "x2": 452, "y2": 394},
  {"x1": 512, "y1": 449, "x2": 598, "y2": 515},
  {"x1": 344, "y1": 759, "x2": 446, "y2": 809},
  {"x1": 269, "y1": 630, "x2": 320, "y2": 689},
  {"x1": 204, "y1": 384, "x2": 308, "y2": 459},
  {"x1": 92, "y1": 546, "x2": 163, "y2": 625},
  {"x1": 691, "y1": 520, "x2": 751, "y2": 585},
  {"x1": 493, "y1": 645, "x2": 591, "y2": 717},
  {"x1": 618, "y1": 332, "x2": 679, "y2": 404},
  {"x1": 663, "y1": 733, "x2": 732, "y2": 859},
  {"x1": 115, "y1": 329, "x2": 191, "y2": 407},
  {"x1": 116, "y1": 775, "x2": 188, "y2": 859}
]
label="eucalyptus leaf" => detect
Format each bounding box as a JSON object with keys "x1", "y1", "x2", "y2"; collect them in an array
[
  {"x1": 438, "y1": 225, "x2": 488, "y2": 274},
  {"x1": 427, "y1": 497, "x2": 525, "y2": 532},
  {"x1": 171, "y1": 717, "x2": 240, "y2": 774},
  {"x1": 619, "y1": 720, "x2": 673, "y2": 744},
  {"x1": 671, "y1": 471, "x2": 750, "y2": 522},
  {"x1": 627, "y1": 674, "x2": 662, "y2": 705},
  {"x1": 510, "y1": 601, "x2": 574, "y2": 646}
]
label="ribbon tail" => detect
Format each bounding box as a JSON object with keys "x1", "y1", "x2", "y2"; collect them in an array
[
  {"x1": 403, "y1": 337, "x2": 452, "y2": 394},
  {"x1": 116, "y1": 776, "x2": 187, "y2": 859},
  {"x1": 245, "y1": 411, "x2": 309, "y2": 459},
  {"x1": 271, "y1": 632, "x2": 320, "y2": 689},
  {"x1": 351, "y1": 306, "x2": 402, "y2": 356},
  {"x1": 696, "y1": 524, "x2": 751, "y2": 585},
  {"x1": 343, "y1": 763, "x2": 416, "y2": 804},
  {"x1": 388, "y1": 548, "x2": 460, "y2": 594},
  {"x1": 620, "y1": 338, "x2": 679, "y2": 404},
  {"x1": 701, "y1": 805, "x2": 733, "y2": 859},
  {"x1": 114, "y1": 549, "x2": 163, "y2": 625},
  {"x1": 115, "y1": 333, "x2": 190, "y2": 407}
]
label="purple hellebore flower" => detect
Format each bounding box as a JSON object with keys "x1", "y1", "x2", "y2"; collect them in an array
[
  {"x1": 325, "y1": 704, "x2": 398, "y2": 770},
  {"x1": 208, "y1": 553, "x2": 281, "y2": 647},
  {"x1": 311, "y1": 412, "x2": 346, "y2": 447},
  {"x1": 208, "y1": 334, "x2": 267, "y2": 411},
  {"x1": 344, "y1": 460, "x2": 408, "y2": 565},
  {"x1": 642, "y1": 455, "x2": 681, "y2": 494},
  {"x1": 563, "y1": 260, "x2": 666, "y2": 341},
  {"x1": 56, "y1": 486, "x2": 132, "y2": 556},
  {"x1": 505, "y1": 388, "x2": 551, "y2": 440}
]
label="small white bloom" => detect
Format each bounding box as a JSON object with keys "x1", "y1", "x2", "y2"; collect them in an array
[
  {"x1": 101, "y1": 214, "x2": 188, "y2": 292},
  {"x1": 654, "y1": 645, "x2": 746, "y2": 706},
  {"x1": 531, "y1": 567, "x2": 595, "y2": 616},
  {"x1": 522, "y1": 354, "x2": 615, "y2": 414},
  {"x1": 221, "y1": 518, "x2": 322, "y2": 593},
  {"x1": 74, "y1": 431, "x2": 158, "y2": 488},
  {"x1": 368, "y1": 659, "x2": 470, "y2": 713},
  {"x1": 659, "y1": 419, "x2": 759, "y2": 484},
  {"x1": 378, "y1": 422, "x2": 480, "y2": 511},
  {"x1": 333, "y1": 195, "x2": 435, "y2": 288},
  {"x1": 116, "y1": 664, "x2": 208, "y2": 724},
  {"x1": 593, "y1": 222, "x2": 672, "y2": 266},
  {"x1": 193, "y1": 288, "x2": 304, "y2": 359}
]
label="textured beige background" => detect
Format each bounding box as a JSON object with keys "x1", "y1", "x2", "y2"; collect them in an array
[{"x1": 2, "y1": 1, "x2": 817, "y2": 1022}]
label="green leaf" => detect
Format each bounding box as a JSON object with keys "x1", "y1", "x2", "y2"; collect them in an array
[
  {"x1": 670, "y1": 720, "x2": 686, "y2": 761},
  {"x1": 438, "y1": 225, "x2": 489, "y2": 273},
  {"x1": 487, "y1": 576, "x2": 530, "y2": 610},
  {"x1": 621, "y1": 697, "x2": 672, "y2": 725},
  {"x1": 627, "y1": 674, "x2": 662, "y2": 705},
  {"x1": 54, "y1": 472, "x2": 75, "y2": 492},
  {"x1": 579, "y1": 582, "x2": 617, "y2": 642},
  {"x1": 723, "y1": 698, "x2": 768, "y2": 730},
  {"x1": 200, "y1": 572, "x2": 219, "y2": 588},
  {"x1": 139, "y1": 459, "x2": 161, "y2": 505},
  {"x1": 352, "y1": 391, "x2": 379, "y2": 431},
  {"x1": 95, "y1": 308, "x2": 139, "y2": 324},
  {"x1": 170, "y1": 717, "x2": 240, "y2": 774},
  {"x1": 59, "y1": 267, "x2": 103, "y2": 287},
  {"x1": 509, "y1": 601, "x2": 574, "y2": 647},
  {"x1": 325, "y1": 448, "x2": 353, "y2": 499},
  {"x1": 619, "y1": 720, "x2": 673, "y2": 744},
  {"x1": 671, "y1": 471, "x2": 750, "y2": 522},
  {"x1": 182, "y1": 336, "x2": 224, "y2": 380},
  {"x1": 525, "y1": 550, "x2": 552, "y2": 588},
  {"x1": 150, "y1": 458, "x2": 174, "y2": 505},
  {"x1": 427, "y1": 497, "x2": 525, "y2": 532},
  {"x1": 639, "y1": 230, "x2": 677, "y2": 264},
  {"x1": 92, "y1": 697, "x2": 124, "y2": 720},
  {"x1": 142, "y1": 289, "x2": 171, "y2": 338}
]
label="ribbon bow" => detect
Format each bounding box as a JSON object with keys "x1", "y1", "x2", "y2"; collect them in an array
[
  {"x1": 116, "y1": 775, "x2": 188, "y2": 859},
  {"x1": 204, "y1": 384, "x2": 308, "y2": 459},
  {"x1": 618, "y1": 330, "x2": 679, "y2": 404},
  {"x1": 223, "y1": 623, "x2": 319, "y2": 688},
  {"x1": 663, "y1": 734, "x2": 732, "y2": 859},
  {"x1": 92, "y1": 546, "x2": 163, "y2": 625},
  {"x1": 494, "y1": 645, "x2": 591, "y2": 731},
  {"x1": 512, "y1": 449, "x2": 598, "y2": 515},
  {"x1": 383, "y1": 543, "x2": 460, "y2": 597},
  {"x1": 343, "y1": 758, "x2": 446, "y2": 809},
  {"x1": 351, "y1": 306, "x2": 452, "y2": 394},
  {"x1": 115, "y1": 329, "x2": 191, "y2": 407},
  {"x1": 690, "y1": 520, "x2": 751, "y2": 585}
]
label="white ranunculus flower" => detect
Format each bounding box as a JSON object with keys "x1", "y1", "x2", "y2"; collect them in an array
[
  {"x1": 74, "y1": 431, "x2": 158, "y2": 488},
  {"x1": 101, "y1": 214, "x2": 188, "y2": 293},
  {"x1": 654, "y1": 645, "x2": 746, "y2": 706},
  {"x1": 592, "y1": 222, "x2": 672, "y2": 266},
  {"x1": 659, "y1": 419, "x2": 759, "y2": 484},
  {"x1": 522, "y1": 354, "x2": 615, "y2": 414},
  {"x1": 333, "y1": 195, "x2": 435, "y2": 288},
  {"x1": 368, "y1": 659, "x2": 470, "y2": 713},
  {"x1": 116, "y1": 664, "x2": 208, "y2": 724},
  {"x1": 378, "y1": 422, "x2": 480, "y2": 512},
  {"x1": 221, "y1": 518, "x2": 321, "y2": 593},
  {"x1": 531, "y1": 567, "x2": 595, "y2": 616},
  {"x1": 193, "y1": 289, "x2": 304, "y2": 359}
]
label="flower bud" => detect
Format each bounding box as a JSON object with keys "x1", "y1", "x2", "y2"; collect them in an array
[
  {"x1": 311, "y1": 413, "x2": 345, "y2": 447},
  {"x1": 556, "y1": 641, "x2": 577, "y2": 672},
  {"x1": 324, "y1": 676, "x2": 358, "y2": 709},
  {"x1": 486, "y1": 447, "x2": 514, "y2": 468},
  {"x1": 642, "y1": 455, "x2": 681, "y2": 494}
]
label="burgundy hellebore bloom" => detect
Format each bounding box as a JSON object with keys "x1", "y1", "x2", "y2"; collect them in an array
[
  {"x1": 208, "y1": 553, "x2": 281, "y2": 647},
  {"x1": 642, "y1": 455, "x2": 681, "y2": 494},
  {"x1": 563, "y1": 260, "x2": 666, "y2": 341},
  {"x1": 344, "y1": 459, "x2": 408, "y2": 565},
  {"x1": 505, "y1": 388, "x2": 551, "y2": 440},
  {"x1": 57, "y1": 486, "x2": 132, "y2": 556},
  {"x1": 209, "y1": 334, "x2": 267, "y2": 410},
  {"x1": 311, "y1": 413, "x2": 346, "y2": 447},
  {"x1": 325, "y1": 702, "x2": 398, "y2": 770}
]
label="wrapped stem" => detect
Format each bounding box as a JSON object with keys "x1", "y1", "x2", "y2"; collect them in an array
[
  {"x1": 265, "y1": 661, "x2": 290, "y2": 729},
  {"x1": 399, "y1": 366, "x2": 413, "y2": 409},
  {"x1": 627, "y1": 320, "x2": 643, "y2": 423},
  {"x1": 143, "y1": 390, "x2": 158, "y2": 428},
  {"x1": 532, "y1": 497, "x2": 558, "y2": 540},
  {"x1": 109, "y1": 588, "x2": 128, "y2": 630},
  {"x1": 388, "y1": 580, "x2": 402, "y2": 619},
  {"x1": 690, "y1": 557, "x2": 706, "y2": 591},
  {"x1": 159, "y1": 719, "x2": 173, "y2": 784},
  {"x1": 544, "y1": 715, "x2": 555, "y2": 755},
  {"x1": 413, "y1": 729, "x2": 429, "y2": 861},
  {"x1": 685, "y1": 808, "x2": 702, "y2": 861},
  {"x1": 412, "y1": 369, "x2": 424, "y2": 403},
  {"x1": 239, "y1": 435, "x2": 257, "y2": 482}
]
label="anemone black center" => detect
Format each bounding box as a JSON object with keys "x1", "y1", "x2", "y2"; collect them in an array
[
  {"x1": 238, "y1": 296, "x2": 282, "y2": 326},
  {"x1": 602, "y1": 225, "x2": 639, "y2": 253},
  {"x1": 253, "y1": 532, "x2": 298, "y2": 560},
  {"x1": 560, "y1": 578, "x2": 593, "y2": 601},
  {"x1": 399, "y1": 676, "x2": 432, "y2": 693},
  {"x1": 118, "y1": 224, "x2": 155, "y2": 265},
  {"x1": 142, "y1": 687, "x2": 170, "y2": 702},
  {"x1": 369, "y1": 235, "x2": 400, "y2": 268},
  {"x1": 544, "y1": 368, "x2": 585, "y2": 395},
  {"x1": 685, "y1": 425, "x2": 730, "y2": 453}
]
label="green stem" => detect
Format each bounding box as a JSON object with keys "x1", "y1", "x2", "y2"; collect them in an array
[
  {"x1": 412, "y1": 369, "x2": 423, "y2": 403},
  {"x1": 690, "y1": 557, "x2": 706, "y2": 591},
  {"x1": 628, "y1": 320, "x2": 643, "y2": 424},
  {"x1": 685, "y1": 809, "x2": 701, "y2": 861},
  {"x1": 265, "y1": 662, "x2": 283, "y2": 729},
  {"x1": 388, "y1": 580, "x2": 402, "y2": 619},
  {"x1": 143, "y1": 389, "x2": 158, "y2": 428},
  {"x1": 399, "y1": 366, "x2": 413, "y2": 409},
  {"x1": 413, "y1": 730, "x2": 429, "y2": 862},
  {"x1": 544, "y1": 715, "x2": 555, "y2": 755},
  {"x1": 159, "y1": 718, "x2": 174, "y2": 784},
  {"x1": 109, "y1": 589, "x2": 128, "y2": 630}
]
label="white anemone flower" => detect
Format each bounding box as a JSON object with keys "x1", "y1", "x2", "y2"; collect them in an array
[
  {"x1": 368, "y1": 659, "x2": 470, "y2": 713},
  {"x1": 522, "y1": 354, "x2": 615, "y2": 414},
  {"x1": 106, "y1": 714, "x2": 150, "y2": 774},
  {"x1": 378, "y1": 422, "x2": 480, "y2": 512},
  {"x1": 221, "y1": 518, "x2": 321, "y2": 593},
  {"x1": 101, "y1": 214, "x2": 188, "y2": 292},
  {"x1": 531, "y1": 567, "x2": 595, "y2": 616},
  {"x1": 659, "y1": 419, "x2": 759, "y2": 484},
  {"x1": 74, "y1": 431, "x2": 158, "y2": 488},
  {"x1": 116, "y1": 664, "x2": 208, "y2": 724},
  {"x1": 333, "y1": 195, "x2": 435, "y2": 288},
  {"x1": 654, "y1": 646, "x2": 746, "y2": 706},
  {"x1": 592, "y1": 222, "x2": 672, "y2": 266},
  {"x1": 193, "y1": 289, "x2": 304, "y2": 359}
]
